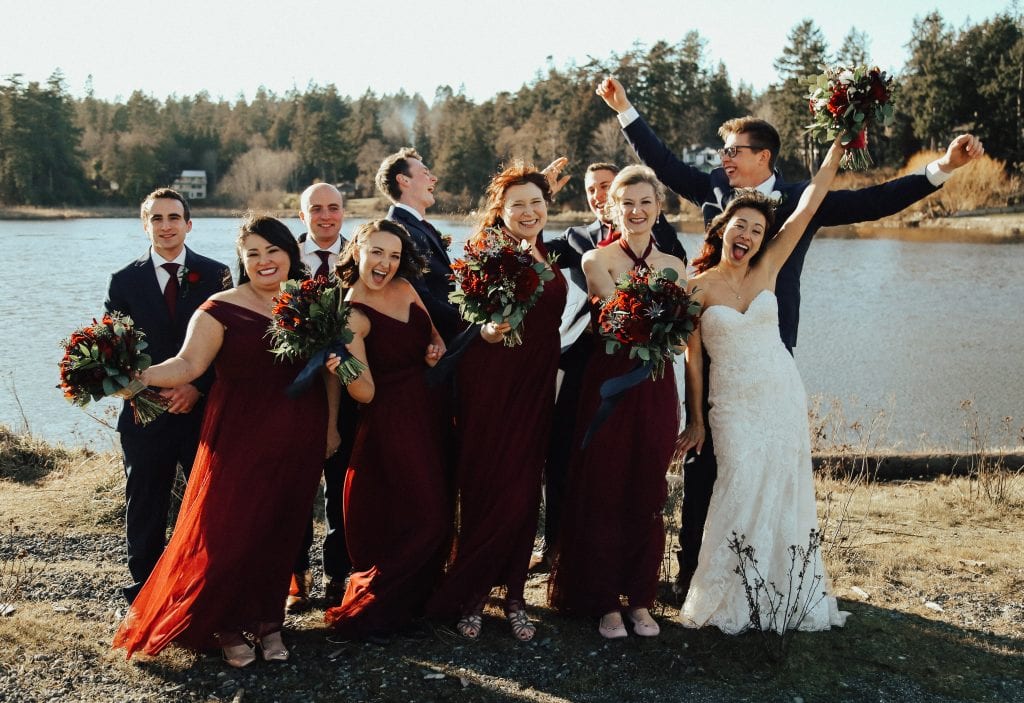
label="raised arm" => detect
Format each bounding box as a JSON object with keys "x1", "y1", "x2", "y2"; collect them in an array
[{"x1": 762, "y1": 140, "x2": 843, "y2": 273}]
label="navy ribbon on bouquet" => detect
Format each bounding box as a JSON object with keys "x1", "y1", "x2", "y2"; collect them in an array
[
  {"x1": 285, "y1": 340, "x2": 354, "y2": 398},
  {"x1": 581, "y1": 359, "x2": 653, "y2": 449},
  {"x1": 425, "y1": 322, "x2": 481, "y2": 387}
]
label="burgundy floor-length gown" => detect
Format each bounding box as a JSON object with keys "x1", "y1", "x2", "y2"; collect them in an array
[
  {"x1": 427, "y1": 251, "x2": 567, "y2": 618},
  {"x1": 549, "y1": 343, "x2": 678, "y2": 616},
  {"x1": 325, "y1": 302, "x2": 449, "y2": 638},
  {"x1": 113, "y1": 300, "x2": 326, "y2": 657}
]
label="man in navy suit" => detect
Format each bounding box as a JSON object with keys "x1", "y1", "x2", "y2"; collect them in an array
[
  {"x1": 104, "y1": 188, "x2": 231, "y2": 604},
  {"x1": 598, "y1": 76, "x2": 984, "y2": 598},
  {"x1": 533, "y1": 162, "x2": 687, "y2": 569},
  {"x1": 376, "y1": 147, "x2": 462, "y2": 343},
  {"x1": 287, "y1": 182, "x2": 355, "y2": 611}
]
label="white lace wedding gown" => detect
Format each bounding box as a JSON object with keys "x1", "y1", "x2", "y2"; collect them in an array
[{"x1": 680, "y1": 290, "x2": 849, "y2": 634}]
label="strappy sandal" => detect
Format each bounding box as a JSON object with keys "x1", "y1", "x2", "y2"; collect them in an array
[
  {"x1": 456, "y1": 613, "x2": 483, "y2": 639},
  {"x1": 506, "y1": 607, "x2": 536, "y2": 642}
]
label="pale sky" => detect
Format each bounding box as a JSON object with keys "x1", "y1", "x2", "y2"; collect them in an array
[{"x1": 2, "y1": 0, "x2": 1015, "y2": 103}]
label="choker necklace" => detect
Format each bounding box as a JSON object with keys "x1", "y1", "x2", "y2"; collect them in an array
[{"x1": 715, "y1": 267, "x2": 744, "y2": 302}]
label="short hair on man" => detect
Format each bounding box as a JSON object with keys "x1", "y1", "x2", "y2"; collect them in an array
[
  {"x1": 375, "y1": 147, "x2": 422, "y2": 203},
  {"x1": 141, "y1": 187, "x2": 191, "y2": 222},
  {"x1": 718, "y1": 117, "x2": 782, "y2": 171},
  {"x1": 586, "y1": 162, "x2": 620, "y2": 176},
  {"x1": 299, "y1": 183, "x2": 345, "y2": 214}
]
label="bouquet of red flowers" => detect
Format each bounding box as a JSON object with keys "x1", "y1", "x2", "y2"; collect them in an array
[
  {"x1": 597, "y1": 267, "x2": 701, "y2": 380},
  {"x1": 806, "y1": 64, "x2": 895, "y2": 170},
  {"x1": 58, "y1": 313, "x2": 169, "y2": 426},
  {"x1": 267, "y1": 276, "x2": 366, "y2": 393},
  {"x1": 449, "y1": 226, "x2": 556, "y2": 347}
]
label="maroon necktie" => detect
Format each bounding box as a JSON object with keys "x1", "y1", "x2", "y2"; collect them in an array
[
  {"x1": 315, "y1": 251, "x2": 331, "y2": 280},
  {"x1": 162, "y1": 263, "x2": 180, "y2": 318}
]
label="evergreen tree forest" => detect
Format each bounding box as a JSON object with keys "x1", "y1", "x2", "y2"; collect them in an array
[{"x1": 1, "y1": 12, "x2": 1022, "y2": 211}]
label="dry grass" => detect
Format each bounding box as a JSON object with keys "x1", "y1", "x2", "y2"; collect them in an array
[{"x1": 1, "y1": 428, "x2": 1022, "y2": 701}]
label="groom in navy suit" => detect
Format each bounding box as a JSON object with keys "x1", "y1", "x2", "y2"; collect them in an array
[
  {"x1": 598, "y1": 77, "x2": 984, "y2": 598},
  {"x1": 105, "y1": 188, "x2": 231, "y2": 603},
  {"x1": 376, "y1": 147, "x2": 462, "y2": 344}
]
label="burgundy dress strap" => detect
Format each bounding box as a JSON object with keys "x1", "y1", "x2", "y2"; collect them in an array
[{"x1": 618, "y1": 237, "x2": 654, "y2": 270}]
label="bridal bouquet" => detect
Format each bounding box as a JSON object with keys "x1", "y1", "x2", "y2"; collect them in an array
[
  {"x1": 597, "y1": 267, "x2": 701, "y2": 380},
  {"x1": 449, "y1": 226, "x2": 556, "y2": 346},
  {"x1": 267, "y1": 277, "x2": 366, "y2": 391},
  {"x1": 58, "y1": 313, "x2": 169, "y2": 425},
  {"x1": 806, "y1": 64, "x2": 895, "y2": 170}
]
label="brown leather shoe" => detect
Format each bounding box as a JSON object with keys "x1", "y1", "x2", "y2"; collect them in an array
[{"x1": 285, "y1": 570, "x2": 313, "y2": 614}]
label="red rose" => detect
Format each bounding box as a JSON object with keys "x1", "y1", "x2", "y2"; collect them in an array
[
  {"x1": 827, "y1": 88, "x2": 849, "y2": 117},
  {"x1": 868, "y1": 75, "x2": 889, "y2": 103},
  {"x1": 514, "y1": 267, "x2": 540, "y2": 301},
  {"x1": 187, "y1": 271, "x2": 201, "y2": 284}
]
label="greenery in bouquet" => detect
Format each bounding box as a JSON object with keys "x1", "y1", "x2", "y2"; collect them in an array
[
  {"x1": 597, "y1": 267, "x2": 701, "y2": 379},
  {"x1": 449, "y1": 226, "x2": 556, "y2": 347},
  {"x1": 58, "y1": 313, "x2": 169, "y2": 426},
  {"x1": 267, "y1": 277, "x2": 366, "y2": 387},
  {"x1": 806, "y1": 64, "x2": 895, "y2": 170}
]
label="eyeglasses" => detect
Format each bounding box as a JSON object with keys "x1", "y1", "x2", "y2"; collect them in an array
[{"x1": 717, "y1": 145, "x2": 762, "y2": 158}]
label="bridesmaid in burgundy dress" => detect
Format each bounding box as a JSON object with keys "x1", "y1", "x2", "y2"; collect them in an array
[
  {"x1": 324, "y1": 219, "x2": 450, "y2": 639},
  {"x1": 426, "y1": 164, "x2": 567, "y2": 642},
  {"x1": 549, "y1": 166, "x2": 696, "y2": 639},
  {"x1": 112, "y1": 215, "x2": 351, "y2": 667}
]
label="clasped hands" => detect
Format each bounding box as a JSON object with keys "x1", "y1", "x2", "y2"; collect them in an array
[{"x1": 112, "y1": 375, "x2": 200, "y2": 415}]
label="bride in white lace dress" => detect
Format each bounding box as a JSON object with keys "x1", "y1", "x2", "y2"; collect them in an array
[{"x1": 674, "y1": 139, "x2": 850, "y2": 634}]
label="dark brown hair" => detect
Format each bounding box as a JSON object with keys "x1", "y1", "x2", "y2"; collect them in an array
[
  {"x1": 235, "y1": 212, "x2": 305, "y2": 284},
  {"x1": 718, "y1": 117, "x2": 782, "y2": 171},
  {"x1": 335, "y1": 218, "x2": 426, "y2": 287},
  {"x1": 140, "y1": 187, "x2": 190, "y2": 222},
  {"x1": 375, "y1": 147, "x2": 423, "y2": 203},
  {"x1": 691, "y1": 190, "x2": 777, "y2": 273}
]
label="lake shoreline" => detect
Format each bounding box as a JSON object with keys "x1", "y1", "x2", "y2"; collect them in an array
[{"x1": 2, "y1": 203, "x2": 1023, "y2": 242}]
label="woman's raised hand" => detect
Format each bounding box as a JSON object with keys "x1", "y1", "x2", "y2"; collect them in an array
[{"x1": 541, "y1": 157, "x2": 570, "y2": 196}]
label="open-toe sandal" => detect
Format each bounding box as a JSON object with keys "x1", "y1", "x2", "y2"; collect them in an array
[
  {"x1": 456, "y1": 613, "x2": 483, "y2": 639},
  {"x1": 507, "y1": 608, "x2": 536, "y2": 642}
]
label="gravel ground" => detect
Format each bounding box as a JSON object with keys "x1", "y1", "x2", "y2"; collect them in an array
[{"x1": 2, "y1": 528, "x2": 1020, "y2": 703}]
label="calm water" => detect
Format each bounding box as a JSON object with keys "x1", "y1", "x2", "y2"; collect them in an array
[{"x1": 2, "y1": 217, "x2": 1022, "y2": 451}]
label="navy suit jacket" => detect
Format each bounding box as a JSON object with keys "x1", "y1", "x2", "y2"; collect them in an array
[
  {"x1": 546, "y1": 215, "x2": 687, "y2": 293},
  {"x1": 104, "y1": 247, "x2": 232, "y2": 435},
  {"x1": 386, "y1": 205, "x2": 462, "y2": 343},
  {"x1": 624, "y1": 113, "x2": 940, "y2": 348}
]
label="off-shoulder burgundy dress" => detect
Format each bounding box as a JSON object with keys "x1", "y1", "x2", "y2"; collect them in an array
[{"x1": 113, "y1": 300, "x2": 326, "y2": 657}]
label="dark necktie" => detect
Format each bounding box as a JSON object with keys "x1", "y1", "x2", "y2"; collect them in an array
[
  {"x1": 315, "y1": 251, "x2": 331, "y2": 280},
  {"x1": 162, "y1": 263, "x2": 180, "y2": 318}
]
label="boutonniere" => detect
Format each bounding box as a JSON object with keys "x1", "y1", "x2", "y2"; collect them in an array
[
  {"x1": 440, "y1": 233, "x2": 453, "y2": 251},
  {"x1": 179, "y1": 266, "x2": 202, "y2": 297},
  {"x1": 768, "y1": 190, "x2": 785, "y2": 205}
]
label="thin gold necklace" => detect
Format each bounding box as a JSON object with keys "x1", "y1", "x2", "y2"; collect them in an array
[{"x1": 715, "y1": 266, "x2": 744, "y2": 302}]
